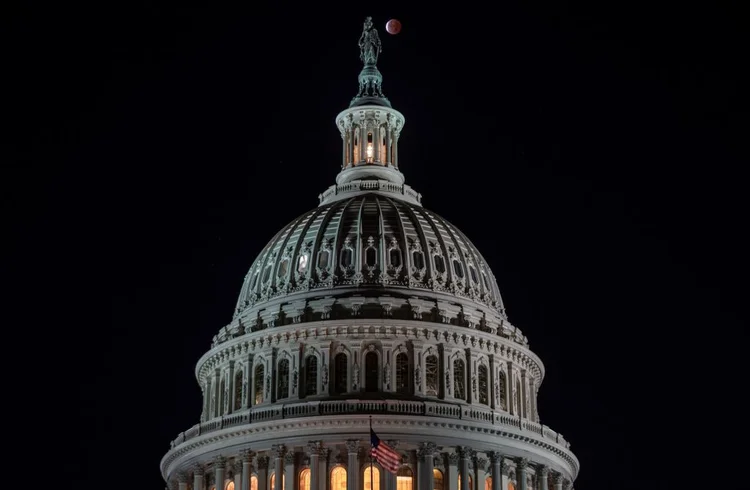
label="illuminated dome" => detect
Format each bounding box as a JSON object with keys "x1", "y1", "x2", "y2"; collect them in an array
[{"x1": 161, "y1": 17, "x2": 579, "y2": 490}]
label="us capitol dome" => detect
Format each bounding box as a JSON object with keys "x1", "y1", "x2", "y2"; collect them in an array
[{"x1": 161, "y1": 16, "x2": 579, "y2": 490}]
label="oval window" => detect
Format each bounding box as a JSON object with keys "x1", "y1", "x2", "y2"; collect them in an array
[
  {"x1": 277, "y1": 259, "x2": 289, "y2": 278},
  {"x1": 365, "y1": 247, "x2": 377, "y2": 267},
  {"x1": 341, "y1": 248, "x2": 353, "y2": 267},
  {"x1": 297, "y1": 254, "x2": 308, "y2": 273},
  {"x1": 469, "y1": 265, "x2": 478, "y2": 284},
  {"x1": 262, "y1": 264, "x2": 272, "y2": 283},
  {"x1": 452, "y1": 260, "x2": 464, "y2": 278},
  {"x1": 317, "y1": 250, "x2": 330, "y2": 269},
  {"x1": 412, "y1": 250, "x2": 425, "y2": 269},
  {"x1": 434, "y1": 255, "x2": 446, "y2": 273}
]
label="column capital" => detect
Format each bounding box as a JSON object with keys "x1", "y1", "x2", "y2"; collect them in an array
[
  {"x1": 487, "y1": 451, "x2": 503, "y2": 464},
  {"x1": 386, "y1": 439, "x2": 400, "y2": 449},
  {"x1": 307, "y1": 441, "x2": 326, "y2": 456},
  {"x1": 257, "y1": 456, "x2": 270, "y2": 470},
  {"x1": 284, "y1": 452, "x2": 295, "y2": 465},
  {"x1": 500, "y1": 460, "x2": 509, "y2": 476},
  {"x1": 515, "y1": 458, "x2": 529, "y2": 470},
  {"x1": 345, "y1": 439, "x2": 360, "y2": 453},
  {"x1": 233, "y1": 459, "x2": 244, "y2": 474},
  {"x1": 536, "y1": 465, "x2": 549, "y2": 477},
  {"x1": 177, "y1": 472, "x2": 189, "y2": 483},
  {"x1": 474, "y1": 458, "x2": 488, "y2": 471},
  {"x1": 447, "y1": 452, "x2": 460, "y2": 465},
  {"x1": 271, "y1": 444, "x2": 286, "y2": 459},
  {"x1": 417, "y1": 442, "x2": 437, "y2": 460},
  {"x1": 551, "y1": 473, "x2": 563, "y2": 485},
  {"x1": 193, "y1": 464, "x2": 206, "y2": 477},
  {"x1": 214, "y1": 455, "x2": 227, "y2": 469},
  {"x1": 457, "y1": 446, "x2": 475, "y2": 459},
  {"x1": 241, "y1": 450, "x2": 256, "y2": 463},
  {"x1": 562, "y1": 479, "x2": 572, "y2": 490}
]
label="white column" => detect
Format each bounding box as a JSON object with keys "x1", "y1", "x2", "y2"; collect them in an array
[
  {"x1": 272, "y1": 445, "x2": 286, "y2": 490},
  {"x1": 242, "y1": 450, "x2": 255, "y2": 490},
  {"x1": 193, "y1": 465, "x2": 206, "y2": 490},
  {"x1": 551, "y1": 473, "x2": 563, "y2": 490},
  {"x1": 346, "y1": 440, "x2": 361, "y2": 490},
  {"x1": 418, "y1": 443, "x2": 436, "y2": 490},
  {"x1": 392, "y1": 132, "x2": 399, "y2": 168},
  {"x1": 520, "y1": 371, "x2": 528, "y2": 419},
  {"x1": 284, "y1": 452, "x2": 295, "y2": 490},
  {"x1": 215, "y1": 456, "x2": 227, "y2": 490},
  {"x1": 308, "y1": 442, "x2": 324, "y2": 490},
  {"x1": 458, "y1": 447, "x2": 471, "y2": 490},
  {"x1": 257, "y1": 457, "x2": 269, "y2": 490},
  {"x1": 384, "y1": 440, "x2": 400, "y2": 490},
  {"x1": 212, "y1": 370, "x2": 221, "y2": 417},
  {"x1": 234, "y1": 460, "x2": 243, "y2": 490},
  {"x1": 446, "y1": 452, "x2": 459, "y2": 490},
  {"x1": 536, "y1": 467, "x2": 548, "y2": 490},
  {"x1": 228, "y1": 361, "x2": 236, "y2": 414},
  {"x1": 178, "y1": 473, "x2": 189, "y2": 490},
  {"x1": 385, "y1": 125, "x2": 391, "y2": 165},
  {"x1": 516, "y1": 459, "x2": 528, "y2": 490},
  {"x1": 474, "y1": 457, "x2": 487, "y2": 490},
  {"x1": 487, "y1": 453, "x2": 501, "y2": 490}
]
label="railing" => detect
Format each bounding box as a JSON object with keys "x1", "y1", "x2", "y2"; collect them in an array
[
  {"x1": 318, "y1": 181, "x2": 422, "y2": 205},
  {"x1": 169, "y1": 399, "x2": 571, "y2": 451}
]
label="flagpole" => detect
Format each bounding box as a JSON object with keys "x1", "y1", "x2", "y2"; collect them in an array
[{"x1": 369, "y1": 415, "x2": 374, "y2": 490}]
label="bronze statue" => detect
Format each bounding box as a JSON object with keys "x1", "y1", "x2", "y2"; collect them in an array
[{"x1": 358, "y1": 16, "x2": 381, "y2": 65}]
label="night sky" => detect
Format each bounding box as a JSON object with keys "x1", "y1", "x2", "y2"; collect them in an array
[{"x1": 6, "y1": 3, "x2": 747, "y2": 490}]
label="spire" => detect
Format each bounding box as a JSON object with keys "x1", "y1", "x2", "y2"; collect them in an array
[{"x1": 350, "y1": 16, "x2": 391, "y2": 108}]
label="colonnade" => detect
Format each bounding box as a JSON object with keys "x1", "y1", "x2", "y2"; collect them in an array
[{"x1": 168, "y1": 443, "x2": 572, "y2": 490}]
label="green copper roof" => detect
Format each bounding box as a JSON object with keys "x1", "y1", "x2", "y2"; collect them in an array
[{"x1": 350, "y1": 16, "x2": 391, "y2": 108}]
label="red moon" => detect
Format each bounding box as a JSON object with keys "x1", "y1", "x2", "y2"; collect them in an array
[{"x1": 385, "y1": 19, "x2": 402, "y2": 35}]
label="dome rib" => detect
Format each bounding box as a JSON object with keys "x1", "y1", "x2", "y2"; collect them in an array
[{"x1": 380, "y1": 196, "x2": 411, "y2": 284}]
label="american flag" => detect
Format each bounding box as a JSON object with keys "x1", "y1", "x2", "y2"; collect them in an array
[{"x1": 370, "y1": 428, "x2": 401, "y2": 474}]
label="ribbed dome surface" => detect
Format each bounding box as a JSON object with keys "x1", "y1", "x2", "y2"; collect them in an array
[{"x1": 234, "y1": 193, "x2": 505, "y2": 319}]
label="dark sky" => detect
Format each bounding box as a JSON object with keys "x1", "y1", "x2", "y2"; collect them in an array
[{"x1": 6, "y1": 2, "x2": 747, "y2": 489}]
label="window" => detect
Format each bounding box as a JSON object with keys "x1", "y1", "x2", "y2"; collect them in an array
[
  {"x1": 318, "y1": 250, "x2": 330, "y2": 269},
  {"x1": 365, "y1": 351, "x2": 379, "y2": 392},
  {"x1": 396, "y1": 467, "x2": 413, "y2": 490},
  {"x1": 304, "y1": 356, "x2": 318, "y2": 396},
  {"x1": 453, "y1": 359, "x2": 466, "y2": 400},
  {"x1": 469, "y1": 266, "x2": 478, "y2": 284},
  {"x1": 254, "y1": 364, "x2": 264, "y2": 404},
  {"x1": 299, "y1": 469, "x2": 311, "y2": 490},
  {"x1": 226, "y1": 482, "x2": 235, "y2": 490},
  {"x1": 262, "y1": 264, "x2": 272, "y2": 283},
  {"x1": 486, "y1": 478, "x2": 492, "y2": 490},
  {"x1": 250, "y1": 271, "x2": 259, "y2": 290},
  {"x1": 433, "y1": 469, "x2": 444, "y2": 490},
  {"x1": 341, "y1": 248, "x2": 353, "y2": 268},
  {"x1": 452, "y1": 260, "x2": 464, "y2": 279},
  {"x1": 364, "y1": 466, "x2": 380, "y2": 490},
  {"x1": 219, "y1": 378, "x2": 226, "y2": 414},
  {"x1": 425, "y1": 355, "x2": 438, "y2": 396},
  {"x1": 278, "y1": 259, "x2": 289, "y2": 278},
  {"x1": 389, "y1": 248, "x2": 401, "y2": 268},
  {"x1": 234, "y1": 370, "x2": 243, "y2": 411},
  {"x1": 365, "y1": 247, "x2": 377, "y2": 267},
  {"x1": 277, "y1": 359, "x2": 290, "y2": 399},
  {"x1": 516, "y1": 379, "x2": 522, "y2": 416},
  {"x1": 412, "y1": 250, "x2": 425, "y2": 269},
  {"x1": 478, "y1": 365, "x2": 489, "y2": 405},
  {"x1": 330, "y1": 467, "x2": 347, "y2": 490},
  {"x1": 459, "y1": 475, "x2": 474, "y2": 490},
  {"x1": 498, "y1": 372, "x2": 507, "y2": 410},
  {"x1": 334, "y1": 353, "x2": 348, "y2": 394},
  {"x1": 482, "y1": 272, "x2": 490, "y2": 290},
  {"x1": 434, "y1": 255, "x2": 446, "y2": 273},
  {"x1": 297, "y1": 254, "x2": 309, "y2": 273},
  {"x1": 395, "y1": 353, "x2": 409, "y2": 394},
  {"x1": 251, "y1": 476, "x2": 258, "y2": 490}
]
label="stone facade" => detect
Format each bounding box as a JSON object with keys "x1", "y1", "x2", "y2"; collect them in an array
[{"x1": 161, "y1": 17, "x2": 578, "y2": 490}]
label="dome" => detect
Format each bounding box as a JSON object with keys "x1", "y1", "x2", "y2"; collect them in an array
[{"x1": 225, "y1": 194, "x2": 510, "y2": 347}]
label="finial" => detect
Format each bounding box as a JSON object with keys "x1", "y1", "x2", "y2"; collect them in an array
[{"x1": 351, "y1": 16, "x2": 390, "y2": 108}]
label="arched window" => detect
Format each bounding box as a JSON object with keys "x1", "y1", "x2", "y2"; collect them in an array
[
  {"x1": 262, "y1": 264, "x2": 272, "y2": 284},
  {"x1": 234, "y1": 370, "x2": 243, "y2": 411},
  {"x1": 482, "y1": 272, "x2": 490, "y2": 290},
  {"x1": 226, "y1": 482, "x2": 235, "y2": 490},
  {"x1": 425, "y1": 355, "x2": 438, "y2": 396},
  {"x1": 364, "y1": 466, "x2": 380, "y2": 490},
  {"x1": 485, "y1": 477, "x2": 492, "y2": 490},
  {"x1": 478, "y1": 364, "x2": 489, "y2": 405},
  {"x1": 396, "y1": 467, "x2": 413, "y2": 490},
  {"x1": 219, "y1": 378, "x2": 226, "y2": 414},
  {"x1": 317, "y1": 249, "x2": 330, "y2": 270},
  {"x1": 452, "y1": 260, "x2": 464, "y2": 279},
  {"x1": 459, "y1": 475, "x2": 474, "y2": 490},
  {"x1": 277, "y1": 258, "x2": 289, "y2": 278},
  {"x1": 469, "y1": 265, "x2": 478, "y2": 284},
  {"x1": 334, "y1": 353, "x2": 348, "y2": 394},
  {"x1": 353, "y1": 131, "x2": 360, "y2": 162},
  {"x1": 507, "y1": 482, "x2": 515, "y2": 490},
  {"x1": 330, "y1": 467, "x2": 347, "y2": 490},
  {"x1": 297, "y1": 254, "x2": 309, "y2": 274},
  {"x1": 254, "y1": 364, "x2": 264, "y2": 405},
  {"x1": 304, "y1": 356, "x2": 318, "y2": 396},
  {"x1": 412, "y1": 250, "x2": 425, "y2": 270},
  {"x1": 341, "y1": 248, "x2": 353, "y2": 268},
  {"x1": 365, "y1": 351, "x2": 379, "y2": 392},
  {"x1": 498, "y1": 371, "x2": 507, "y2": 410},
  {"x1": 365, "y1": 246, "x2": 377, "y2": 268},
  {"x1": 433, "y1": 469, "x2": 444, "y2": 490},
  {"x1": 434, "y1": 255, "x2": 446, "y2": 274},
  {"x1": 515, "y1": 379, "x2": 522, "y2": 416},
  {"x1": 277, "y1": 359, "x2": 290, "y2": 399},
  {"x1": 270, "y1": 473, "x2": 285, "y2": 490},
  {"x1": 251, "y1": 476, "x2": 258, "y2": 490},
  {"x1": 389, "y1": 248, "x2": 402, "y2": 268},
  {"x1": 453, "y1": 359, "x2": 466, "y2": 400},
  {"x1": 395, "y1": 353, "x2": 409, "y2": 394},
  {"x1": 250, "y1": 270, "x2": 259, "y2": 290},
  {"x1": 299, "y1": 468, "x2": 311, "y2": 490}
]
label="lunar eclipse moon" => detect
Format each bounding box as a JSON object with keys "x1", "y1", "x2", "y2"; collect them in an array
[{"x1": 385, "y1": 19, "x2": 401, "y2": 35}]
